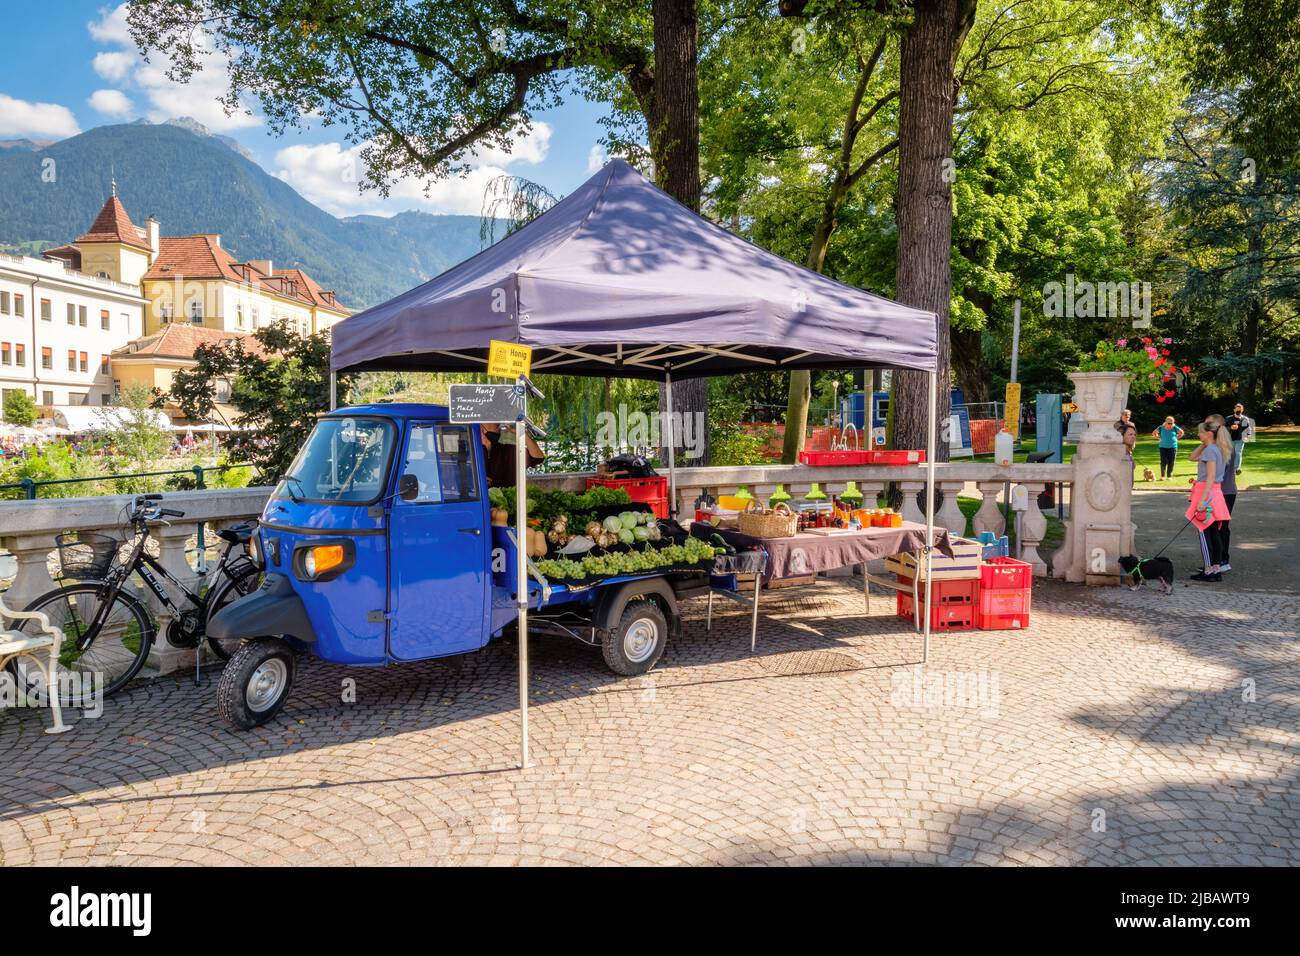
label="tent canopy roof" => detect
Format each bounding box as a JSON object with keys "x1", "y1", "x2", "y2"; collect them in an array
[{"x1": 331, "y1": 160, "x2": 937, "y2": 379}]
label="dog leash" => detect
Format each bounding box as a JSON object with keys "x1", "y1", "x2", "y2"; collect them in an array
[{"x1": 1151, "y1": 517, "x2": 1195, "y2": 560}]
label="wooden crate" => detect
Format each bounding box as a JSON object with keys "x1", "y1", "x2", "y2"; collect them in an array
[
  {"x1": 884, "y1": 536, "x2": 983, "y2": 581},
  {"x1": 734, "y1": 572, "x2": 816, "y2": 592}
]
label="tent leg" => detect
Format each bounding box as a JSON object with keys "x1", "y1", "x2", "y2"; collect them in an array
[
  {"x1": 665, "y1": 370, "x2": 677, "y2": 518},
  {"x1": 516, "y1": 401, "x2": 531, "y2": 770},
  {"x1": 329, "y1": 372, "x2": 338, "y2": 411},
  {"x1": 923, "y1": 370, "x2": 937, "y2": 665}
]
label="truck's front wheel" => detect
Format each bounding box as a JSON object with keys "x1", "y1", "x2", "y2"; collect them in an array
[
  {"x1": 602, "y1": 599, "x2": 668, "y2": 676},
  {"x1": 218, "y1": 638, "x2": 296, "y2": 730}
]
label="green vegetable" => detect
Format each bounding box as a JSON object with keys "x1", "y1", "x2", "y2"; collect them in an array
[
  {"x1": 602, "y1": 515, "x2": 623, "y2": 533},
  {"x1": 534, "y1": 535, "x2": 715, "y2": 581},
  {"x1": 632, "y1": 526, "x2": 650, "y2": 542},
  {"x1": 619, "y1": 511, "x2": 638, "y2": 529},
  {"x1": 618, "y1": 528, "x2": 635, "y2": 545}
]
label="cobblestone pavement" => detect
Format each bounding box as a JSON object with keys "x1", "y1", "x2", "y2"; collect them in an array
[{"x1": 2, "y1": 574, "x2": 1297, "y2": 866}]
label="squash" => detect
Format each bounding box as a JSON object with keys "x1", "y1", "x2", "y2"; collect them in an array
[
  {"x1": 490, "y1": 507, "x2": 509, "y2": 527},
  {"x1": 527, "y1": 529, "x2": 548, "y2": 558}
]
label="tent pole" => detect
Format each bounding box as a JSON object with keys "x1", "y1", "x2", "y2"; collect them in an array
[
  {"x1": 329, "y1": 371, "x2": 338, "y2": 411},
  {"x1": 923, "y1": 369, "x2": 937, "y2": 664},
  {"x1": 665, "y1": 369, "x2": 677, "y2": 518},
  {"x1": 516, "y1": 392, "x2": 531, "y2": 770}
]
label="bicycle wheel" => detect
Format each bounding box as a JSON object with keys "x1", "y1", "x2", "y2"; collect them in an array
[
  {"x1": 16, "y1": 583, "x2": 156, "y2": 705},
  {"x1": 204, "y1": 563, "x2": 263, "y2": 661}
]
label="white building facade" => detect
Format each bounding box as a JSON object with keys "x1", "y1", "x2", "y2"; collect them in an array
[{"x1": 0, "y1": 252, "x2": 146, "y2": 415}]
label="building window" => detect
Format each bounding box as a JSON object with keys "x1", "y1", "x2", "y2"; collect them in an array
[
  {"x1": 101, "y1": 393, "x2": 112, "y2": 405},
  {"x1": 42, "y1": 390, "x2": 54, "y2": 406},
  {"x1": 189, "y1": 300, "x2": 202, "y2": 323},
  {"x1": 79, "y1": 352, "x2": 88, "y2": 372},
  {"x1": 67, "y1": 303, "x2": 76, "y2": 325},
  {"x1": 79, "y1": 305, "x2": 87, "y2": 327},
  {"x1": 14, "y1": 294, "x2": 24, "y2": 317},
  {"x1": 15, "y1": 344, "x2": 24, "y2": 367},
  {"x1": 1, "y1": 342, "x2": 10, "y2": 365},
  {"x1": 41, "y1": 347, "x2": 52, "y2": 370},
  {"x1": 40, "y1": 298, "x2": 51, "y2": 321},
  {"x1": 68, "y1": 350, "x2": 76, "y2": 371},
  {"x1": 0, "y1": 291, "x2": 9, "y2": 314},
  {"x1": 100, "y1": 354, "x2": 109, "y2": 374},
  {"x1": 101, "y1": 310, "x2": 110, "y2": 330}
]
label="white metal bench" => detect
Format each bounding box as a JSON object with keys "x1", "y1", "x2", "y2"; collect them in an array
[{"x1": 0, "y1": 593, "x2": 72, "y2": 734}]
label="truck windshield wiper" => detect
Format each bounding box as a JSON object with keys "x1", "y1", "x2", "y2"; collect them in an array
[{"x1": 279, "y1": 474, "x2": 307, "y2": 503}]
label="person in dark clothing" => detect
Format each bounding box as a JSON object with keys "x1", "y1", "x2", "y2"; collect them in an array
[
  {"x1": 481, "y1": 422, "x2": 544, "y2": 487},
  {"x1": 1225, "y1": 404, "x2": 1250, "y2": 474}
]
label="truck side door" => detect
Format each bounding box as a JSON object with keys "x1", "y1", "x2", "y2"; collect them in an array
[{"x1": 388, "y1": 421, "x2": 490, "y2": 660}]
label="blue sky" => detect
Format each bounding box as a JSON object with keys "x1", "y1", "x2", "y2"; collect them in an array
[{"x1": 1, "y1": 2, "x2": 612, "y2": 217}]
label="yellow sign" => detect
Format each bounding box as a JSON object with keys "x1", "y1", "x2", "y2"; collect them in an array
[
  {"x1": 1004, "y1": 382, "x2": 1022, "y2": 438},
  {"x1": 1062, "y1": 402, "x2": 1078, "y2": 414},
  {"x1": 487, "y1": 340, "x2": 532, "y2": 380}
]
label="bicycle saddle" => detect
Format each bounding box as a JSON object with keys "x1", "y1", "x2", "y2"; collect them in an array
[{"x1": 217, "y1": 525, "x2": 255, "y2": 545}]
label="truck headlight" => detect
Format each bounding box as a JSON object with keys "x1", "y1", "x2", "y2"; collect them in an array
[{"x1": 294, "y1": 540, "x2": 353, "y2": 581}]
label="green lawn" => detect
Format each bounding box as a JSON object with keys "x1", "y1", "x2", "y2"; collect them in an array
[{"x1": 1002, "y1": 426, "x2": 1300, "y2": 490}]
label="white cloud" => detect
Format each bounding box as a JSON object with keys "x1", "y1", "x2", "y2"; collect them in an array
[
  {"x1": 93, "y1": 51, "x2": 135, "y2": 82},
  {"x1": 0, "y1": 93, "x2": 80, "y2": 139},
  {"x1": 586, "y1": 144, "x2": 607, "y2": 173},
  {"x1": 86, "y1": 3, "x2": 260, "y2": 133},
  {"x1": 89, "y1": 89, "x2": 134, "y2": 118},
  {"x1": 88, "y1": 3, "x2": 131, "y2": 45},
  {"x1": 275, "y1": 126, "x2": 554, "y2": 217},
  {"x1": 469, "y1": 123, "x2": 553, "y2": 167}
]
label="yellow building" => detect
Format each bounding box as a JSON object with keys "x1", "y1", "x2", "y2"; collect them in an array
[{"x1": 45, "y1": 191, "x2": 349, "y2": 339}]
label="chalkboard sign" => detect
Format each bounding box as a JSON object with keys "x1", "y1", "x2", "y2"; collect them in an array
[{"x1": 448, "y1": 383, "x2": 526, "y2": 424}]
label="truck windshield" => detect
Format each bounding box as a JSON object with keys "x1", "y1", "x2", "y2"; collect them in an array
[{"x1": 275, "y1": 417, "x2": 395, "y2": 504}]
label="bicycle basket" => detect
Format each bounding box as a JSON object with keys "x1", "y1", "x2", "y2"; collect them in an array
[{"x1": 55, "y1": 531, "x2": 121, "y2": 579}]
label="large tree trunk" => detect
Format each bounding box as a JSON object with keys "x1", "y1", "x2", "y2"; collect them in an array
[
  {"x1": 889, "y1": 0, "x2": 976, "y2": 459},
  {"x1": 950, "y1": 326, "x2": 990, "y2": 405},
  {"x1": 1240, "y1": 221, "x2": 1265, "y2": 407},
  {"x1": 649, "y1": 0, "x2": 708, "y2": 463}
]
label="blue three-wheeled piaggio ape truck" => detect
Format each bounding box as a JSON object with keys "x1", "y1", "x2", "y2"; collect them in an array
[{"x1": 208, "y1": 402, "x2": 718, "y2": 730}]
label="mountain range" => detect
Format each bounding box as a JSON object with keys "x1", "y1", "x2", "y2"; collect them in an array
[{"x1": 0, "y1": 121, "x2": 496, "y2": 310}]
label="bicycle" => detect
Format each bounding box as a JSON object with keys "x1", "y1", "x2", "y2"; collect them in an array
[{"x1": 11, "y1": 494, "x2": 262, "y2": 705}]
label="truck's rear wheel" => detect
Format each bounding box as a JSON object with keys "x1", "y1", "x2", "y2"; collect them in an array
[
  {"x1": 218, "y1": 638, "x2": 295, "y2": 730},
  {"x1": 602, "y1": 599, "x2": 668, "y2": 676}
]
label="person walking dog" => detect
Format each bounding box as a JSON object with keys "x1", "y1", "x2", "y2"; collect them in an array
[
  {"x1": 1152, "y1": 416, "x2": 1183, "y2": 480},
  {"x1": 1226, "y1": 403, "x2": 1250, "y2": 474},
  {"x1": 1196, "y1": 413, "x2": 1239, "y2": 571},
  {"x1": 1187, "y1": 420, "x2": 1231, "y2": 582}
]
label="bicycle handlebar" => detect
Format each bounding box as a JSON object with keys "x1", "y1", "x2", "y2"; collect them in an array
[{"x1": 159, "y1": 508, "x2": 185, "y2": 518}]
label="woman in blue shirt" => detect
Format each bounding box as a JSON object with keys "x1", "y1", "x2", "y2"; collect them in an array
[{"x1": 1151, "y1": 416, "x2": 1184, "y2": 480}]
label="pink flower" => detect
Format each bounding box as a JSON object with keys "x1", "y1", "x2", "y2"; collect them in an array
[
  {"x1": 1116, "y1": 338, "x2": 1128, "y2": 346},
  {"x1": 1163, "y1": 338, "x2": 1172, "y2": 344}
]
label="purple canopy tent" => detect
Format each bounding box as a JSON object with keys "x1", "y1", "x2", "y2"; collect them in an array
[{"x1": 330, "y1": 160, "x2": 942, "y2": 766}]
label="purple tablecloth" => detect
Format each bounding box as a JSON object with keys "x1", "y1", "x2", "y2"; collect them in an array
[{"x1": 695, "y1": 521, "x2": 954, "y2": 582}]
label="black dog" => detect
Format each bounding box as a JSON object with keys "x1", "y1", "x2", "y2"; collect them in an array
[{"x1": 1118, "y1": 555, "x2": 1174, "y2": 594}]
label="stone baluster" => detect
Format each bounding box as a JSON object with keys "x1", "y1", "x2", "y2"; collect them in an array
[
  {"x1": 898, "y1": 481, "x2": 925, "y2": 525},
  {"x1": 973, "y1": 482, "x2": 1007, "y2": 538},
  {"x1": 936, "y1": 481, "x2": 968, "y2": 536},
  {"x1": 148, "y1": 522, "x2": 202, "y2": 674},
  {"x1": 1016, "y1": 483, "x2": 1049, "y2": 577},
  {"x1": 0, "y1": 532, "x2": 59, "y2": 610}
]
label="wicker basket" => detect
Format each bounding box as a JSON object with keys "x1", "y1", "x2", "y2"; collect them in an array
[{"x1": 737, "y1": 503, "x2": 799, "y2": 539}]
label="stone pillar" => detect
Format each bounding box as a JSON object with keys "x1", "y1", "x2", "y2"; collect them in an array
[
  {"x1": 1016, "y1": 483, "x2": 1049, "y2": 577},
  {"x1": 0, "y1": 533, "x2": 59, "y2": 609},
  {"x1": 973, "y1": 482, "x2": 1006, "y2": 538},
  {"x1": 1055, "y1": 371, "x2": 1135, "y2": 585}
]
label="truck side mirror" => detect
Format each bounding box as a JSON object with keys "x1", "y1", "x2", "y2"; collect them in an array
[{"x1": 398, "y1": 473, "x2": 419, "y2": 501}]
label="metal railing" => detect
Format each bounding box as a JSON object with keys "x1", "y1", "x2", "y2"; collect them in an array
[{"x1": 0, "y1": 463, "x2": 252, "y2": 500}]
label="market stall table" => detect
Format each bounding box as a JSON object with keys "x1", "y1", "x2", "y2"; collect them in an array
[{"x1": 692, "y1": 522, "x2": 956, "y2": 651}]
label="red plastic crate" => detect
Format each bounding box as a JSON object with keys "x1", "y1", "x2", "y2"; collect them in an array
[
  {"x1": 895, "y1": 575, "x2": 979, "y2": 631},
  {"x1": 587, "y1": 476, "x2": 669, "y2": 518},
  {"x1": 978, "y1": 610, "x2": 1030, "y2": 630},
  {"x1": 798, "y1": 449, "x2": 873, "y2": 466},
  {"x1": 979, "y1": 586, "x2": 1031, "y2": 617},
  {"x1": 863, "y1": 449, "x2": 927, "y2": 465},
  {"x1": 980, "y1": 556, "x2": 1033, "y2": 590}
]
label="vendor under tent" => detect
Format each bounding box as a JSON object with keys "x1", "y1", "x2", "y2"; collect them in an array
[{"x1": 330, "y1": 159, "x2": 942, "y2": 767}]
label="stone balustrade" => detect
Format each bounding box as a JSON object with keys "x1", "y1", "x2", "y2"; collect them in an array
[{"x1": 1, "y1": 392, "x2": 1136, "y2": 676}]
